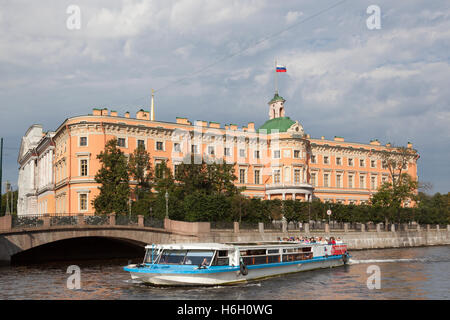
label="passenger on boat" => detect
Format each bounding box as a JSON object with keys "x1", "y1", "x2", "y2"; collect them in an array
[
  {"x1": 336, "y1": 237, "x2": 343, "y2": 244},
  {"x1": 201, "y1": 258, "x2": 209, "y2": 267},
  {"x1": 329, "y1": 237, "x2": 336, "y2": 245}
]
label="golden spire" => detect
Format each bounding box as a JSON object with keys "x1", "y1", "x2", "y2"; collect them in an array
[{"x1": 150, "y1": 89, "x2": 155, "y2": 121}]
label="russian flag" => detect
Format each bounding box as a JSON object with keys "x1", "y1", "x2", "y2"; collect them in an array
[{"x1": 276, "y1": 65, "x2": 287, "y2": 72}]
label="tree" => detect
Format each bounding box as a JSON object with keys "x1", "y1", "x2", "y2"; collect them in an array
[
  {"x1": 370, "y1": 146, "x2": 419, "y2": 226},
  {"x1": 93, "y1": 139, "x2": 130, "y2": 215},
  {"x1": 128, "y1": 144, "x2": 153, "y2": 215},
  {"x1": 371, "y1": 173, "x2": 418, "y2": 225}
]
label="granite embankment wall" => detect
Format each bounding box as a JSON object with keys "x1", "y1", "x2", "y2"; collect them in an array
[{"x1": 200, "y1": 229, "x2": 450, "y2": 250}]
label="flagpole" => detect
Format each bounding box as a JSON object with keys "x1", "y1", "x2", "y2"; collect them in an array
[{"x1": 275, "y1": 59, "x2": 278, "y2": 94}]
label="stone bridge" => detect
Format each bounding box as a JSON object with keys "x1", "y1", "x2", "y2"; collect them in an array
[{"x1": 0, "y1": 215, "x2": 209, "y2": 265}]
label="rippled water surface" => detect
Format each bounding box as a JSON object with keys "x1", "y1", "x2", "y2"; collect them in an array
[{"x1": 0, "y1": 246, "x2": 449, "y2": 300}]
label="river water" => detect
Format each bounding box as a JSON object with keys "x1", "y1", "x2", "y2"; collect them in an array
[{"x1": 0, "y1": 246, "x2": 448, "y2": 300}]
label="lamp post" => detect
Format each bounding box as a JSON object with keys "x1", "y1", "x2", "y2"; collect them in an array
[{"x1": 165, "y1": 190, "x2": 169, "y2": 219}]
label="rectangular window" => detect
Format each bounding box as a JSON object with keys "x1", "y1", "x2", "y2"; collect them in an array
[
  {"x1": 349, "y1": 175, "x2": 354, "y2": 188},
  {"x1": 239, "y1": 149, "x2": 246, "y2": 158},
  {"x1": 273, "y1": 170, "x2": 281, "y2": 184},
  {"x1": 191, "y1": 145, "x2": 198, "y2": 154},
  {"x1": 80, "y1": 159, "x2": 88, "y2": 177},
  {"x1": 311, "y1": 155, "x2": 316, "y2": 164},
  {"x1": 174, "y1": 143, "x2": 181, "y2": 152},
  {"x1": 79, "y1": 136, "x2": 87, "y2": 147},
  {"x1": 324, "y1": 174, "x2": 329, "y2": 187},
  {"x1": 117, "y1": 138, "x2": 126, "y2": 147},
  {"x1": 273, "y1": 150, "x2": 280, "y2": 159},
  {"x1": 137, "y1": 139, "x2": 145, "y2": 149},
  {"x1": 294, "y1": 169, "x2": 301, "y2": 184},
  {"x1": 156, "y1": 141, "x2": 164, "y2": 151},
  {"x1": 336, "y1": 157, "x2": 342, "y2": 165},
  {"x1": 254, "y1": 170, "x2": 260, "y2": 184},
  {"x1": 382, "y1": 176, "x2": 388, "y2": 184},
  {"x1": 371, "y1": 160, "x2": 376, "y2": 168},
  {"x1": 155, "y1": 163, "x2": 164, "y2": 179},
  {"x1": 360, "y1": 175, "x2": 366, "y2": 189},
  {"x1": 208, "y1": 146, "x2": 215, "y2": 155},
  {"x1": 224, "y1": 147, "x2": 231, "y2": 156},
  {"x1": 324, "y1": 156, "x2": 329, "y2": 164},
  {"x1": 371, "y1": 176, "x2": 377, "y2": 190},
  {"x1": 360, "y1": 159, "x2": 365, "y2": 167},
  {"x1": 254, "y1": 150, "x2": 260, "y2": 159},
  {"x1": 79, "y1": 194, "x2": 88, "y2": 211},
  {"x1": 311, "y1": 173, "x2": 316, "y2": 186},
  {"x1": 239, "y1": 169, "x2": 246, "y2": 184},
  {"x1": 348, "y1": 158, "x2": 353, "y2": 166},
  {"x1": 336, "y1": 175, "x2": 342, "y2": 188},
  {"x1": 294, "y1": 150, "x2": 300, "y2": 158}
]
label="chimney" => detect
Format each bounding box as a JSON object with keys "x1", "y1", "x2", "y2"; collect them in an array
[
  {"x1": 110, "y1": 110, "x2": 118, "y2": 117},
  {"x1": 195, "y1": 120, "x2": 208, "y2": 127},
  {"x1": 229, "y1": 124, "x2": 238, "y2": 131},
  {"x1": 124, "y1": 111, "x2": 130, "y2": 118},
  {"x1": 407, "y1": 142, "x2": 413, "y2": 149},
  {"x1": 247, "y1": 122, "x2": 255, "y2": 132},
  {"x1": 209, "y1": 122, "x2": 220, "y2": 129},
  {"x1": 334, "y1": 136, "x2": 344, "y2": 142},
  {"x1": 93, "y1": 108, "x2": 102, "y2": 116},
  {"x1": 136, "y1": 109, "x2": 149, "y2": 120},
  {"x1": 176, "y1": 117, "x2": 191, "y2": 125},
  {"x1": 101, "y1": 108, "x2": 109, "y2": 116}
]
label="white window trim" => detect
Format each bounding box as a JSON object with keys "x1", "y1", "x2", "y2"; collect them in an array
[
  {"x1": 137, "y1": 138, "x2": 147, "y2": 150},
  {"x1": 155, "y1": 140, "x2": 165, "y2": 152},
  {"x1": 77, "y1": 192, "x2": 90, "y2": 212},
  {"x1": 273, "y1": 169, "x2": 281, "y2": 184},
  {"x1": 254, "y1": 169, "x2": 261, "y2": 185},
  {"x1": 117, "y1": 136, "x2": 128, "y2": 148},
  {"x1": 239, "y1": 167, "x2": 247, "y2": 184},
  {"x1": 78, "y1": 136, "x2": 88, "y2": 147},
  {"x1": 323, "y1": 173, "x2": 330, "y2": 187}
]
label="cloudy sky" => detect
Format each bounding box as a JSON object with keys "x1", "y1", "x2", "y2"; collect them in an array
[{"x1": 0, "y1": 0, "x2": 449, "y2": 194}]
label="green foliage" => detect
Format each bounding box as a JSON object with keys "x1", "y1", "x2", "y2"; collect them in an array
[
  {"x1": 371, "y1": 173, "x2": 419, "y2": 223},
  {"x1": 93, "y1": 139, "x2": 130, "y2": 215},
  {"x1": 91, "y1": 140, "x2": 449, "y2": 224},
  {"x1": 128, "y1": 144, "x2": 153, "y2": 215},
  {"x1": 1, "y1": 190, "x2": 18, "y2": 216}
]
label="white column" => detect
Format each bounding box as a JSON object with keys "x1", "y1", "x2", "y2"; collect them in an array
[{"x1": 282, "y1": 193, "x2": 286, "y2": 200}]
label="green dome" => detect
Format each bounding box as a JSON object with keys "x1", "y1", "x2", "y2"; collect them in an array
[
  {"x1": 258, "y1": 117, "x2": 296, "y2": 134},
  {"x1": 268, "y1": 93, "x2": 286, "y2": 104}
]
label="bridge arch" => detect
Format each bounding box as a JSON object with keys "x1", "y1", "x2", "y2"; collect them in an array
[{"x1": 0, "y1": 226, "x2": 199, "y2": 265}]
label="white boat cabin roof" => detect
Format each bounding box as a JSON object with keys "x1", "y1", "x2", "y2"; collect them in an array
[
  {"x1": 145, "y1": 241, "x2": 317, "y2": 251},
  {"x1": 145, "y1": 243, "x2": 235, "y2": 251}
]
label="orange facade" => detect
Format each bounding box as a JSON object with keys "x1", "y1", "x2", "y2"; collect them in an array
[{"x1": 17, "y1": 95, "x2": 419, "y2": 216}]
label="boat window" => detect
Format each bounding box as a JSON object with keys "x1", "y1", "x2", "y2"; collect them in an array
[
  {"x1": 157, "y1": 250, "x2": 214, "y2": 265},
  {"x1": 158, "y1": 250, "x2": 187, "y2": 264},
  {"x1": 212, "y1": 250, "x2": 229, "y2": 266},
  {"x1": 144, "y1": 248, "x2": 160, "y2": 263},
  {"x1": 267, "y1": 249, "x2": 280, "y2": 254},
  {"x1": 184, "y1": 250, "x2": 214, "y2": 265}
]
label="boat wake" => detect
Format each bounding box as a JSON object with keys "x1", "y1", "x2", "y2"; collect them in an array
[{"x1": 349, "y1": 258, "x2": 427, "y2": 265}]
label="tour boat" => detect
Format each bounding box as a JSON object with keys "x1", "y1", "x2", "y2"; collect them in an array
[{"x1": 123, "y1": 241, "x2": 350, "y2": 286}]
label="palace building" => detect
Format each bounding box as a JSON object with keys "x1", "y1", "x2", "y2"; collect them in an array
[{"x1": 17, "y1": 92, "x2": 419, "y2": 216}]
